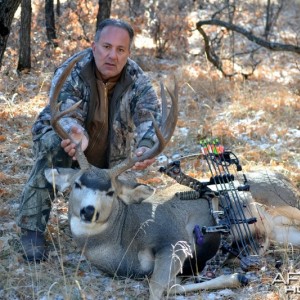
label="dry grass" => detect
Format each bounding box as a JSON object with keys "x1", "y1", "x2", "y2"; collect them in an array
[{"x1": 0, "y1": 1, "x2": 300, "y2": 299}]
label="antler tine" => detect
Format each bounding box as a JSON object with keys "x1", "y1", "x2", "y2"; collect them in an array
[
  {"x1": 50, "y1": 53, "x2": 90, "y2": 170},
  {"x1": 162, "y1": 82, "x2": 178, "y2": 139},
  {"x1": 109, "y1": 80, "x2": 178, "y2": 177}
]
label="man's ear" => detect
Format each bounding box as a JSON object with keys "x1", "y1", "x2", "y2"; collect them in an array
[
  {"x1": 91, "y1": 41, "x2": 96, "y2": 53},
  {"x1": 44, "y1": 168, "x2": 78, "y2": 192}
]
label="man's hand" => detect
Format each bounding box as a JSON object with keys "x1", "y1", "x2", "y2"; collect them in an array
[
  {"x1": 61, "y1": 126, "x2": 89, "y2": 160},
  {"x1": 132, "y1": 147, "x2": 156, "y2": 170}
]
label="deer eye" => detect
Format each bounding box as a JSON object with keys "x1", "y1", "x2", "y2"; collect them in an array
[
  {"x1": 74, "y1": 182, "x2": 82, "y2": 189},
  {"x1": 106, "y1": 191, "x2": 114, "y2": 197}
]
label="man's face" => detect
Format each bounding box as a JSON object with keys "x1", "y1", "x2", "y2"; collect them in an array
[{"x1": 92, "y1": 26, "x2": 131, "y2": 80}]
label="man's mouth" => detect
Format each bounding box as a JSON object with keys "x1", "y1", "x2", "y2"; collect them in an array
[{"x1": 105, "y1": 62, "x2": 115, "y2": 67}]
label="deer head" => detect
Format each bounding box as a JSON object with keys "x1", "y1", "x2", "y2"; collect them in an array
[{"x1": 45, "y1": 53, "x2": 178, "y2": 224}]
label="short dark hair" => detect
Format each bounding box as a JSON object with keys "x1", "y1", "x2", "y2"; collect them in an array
[{"x1": 94, "y1": 19, "x2": 134, "y2": 48}]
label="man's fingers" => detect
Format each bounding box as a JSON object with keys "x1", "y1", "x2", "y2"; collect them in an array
[
  {"x1": 132, "y1": 147, "x2": 156, "y2": 169},
  {"x1": 71, "y1": 126, "x2": 81, "y2": 134},
  {"x1": 135, "y1": 150, "x2": 144, "y2": 156},
  {"x1": 135, "y1": 146, "x2": 148, "y2": 157},
  {"x1": 133, "y1": 158, "x2": 156, "y2": 170},
  {"x1": 61, "y1": 138, "x2": 78, "y2": 158},
  {"x1": 61, "y1": 139, "x2": 70, "y2": 148},
  {"x1": 69, "y1": 148, "x2": 76, "y2": 157},
  {"x1": 70, "y1": 126, "x2": 84, "y2": 143}
]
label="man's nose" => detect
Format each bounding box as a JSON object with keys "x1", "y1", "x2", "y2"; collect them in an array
[{"x1": 109, "y1": 48, "x2": 118, "y2": 59}]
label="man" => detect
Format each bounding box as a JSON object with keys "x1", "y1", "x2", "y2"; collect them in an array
[{"x1": 17, "y1": 18, "x2": 162, "y2": 262}]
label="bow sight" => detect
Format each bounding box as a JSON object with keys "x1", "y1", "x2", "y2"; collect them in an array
[{"x1": 159, "y1": 138, "x2": 262, "y2": 281}]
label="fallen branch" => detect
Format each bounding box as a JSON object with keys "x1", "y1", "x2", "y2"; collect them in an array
[
  {"x1": 196, "y1": 18, "x2": 300, "y2": 78},
  {"x1": 197, "y1": 19, "x2": 300, "y2": 54},
  {"x1": 197, "y1": 25, "x2": 226, "y2": 76}
]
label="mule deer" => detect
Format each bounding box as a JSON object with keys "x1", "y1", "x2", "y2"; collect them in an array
[{"x1": 45, "y1": 55, "x2": 300, "y2": 300}]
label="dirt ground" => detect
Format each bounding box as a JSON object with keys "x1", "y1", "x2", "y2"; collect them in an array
[{"x1": 0, "y1": 1, "x2": 300, "y2": 299}]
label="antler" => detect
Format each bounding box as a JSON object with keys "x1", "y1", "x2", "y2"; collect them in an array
[
  {"x1": 108, "y1": 80, "x2": 178, "y2": 177},
  {"x1": 50, "y1": 53, "x2": 90, "y2": 170}
]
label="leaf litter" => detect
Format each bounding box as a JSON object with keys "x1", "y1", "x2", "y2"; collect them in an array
[{"x1": 0, "y1": 1, "x2": 299, "y2": 299}]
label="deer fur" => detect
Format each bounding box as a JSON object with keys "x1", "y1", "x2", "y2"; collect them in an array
[{"x1": 45, "y1": 167, "x2": 300, "y2": 299}]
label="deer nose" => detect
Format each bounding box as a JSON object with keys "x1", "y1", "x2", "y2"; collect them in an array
[{"x1": 80, "y1": 205, "x2": 99, "y2": 222}]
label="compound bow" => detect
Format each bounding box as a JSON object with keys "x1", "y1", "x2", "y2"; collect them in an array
[{"x1": 159, "y1": 138, "x2": 262, "y2": 283}]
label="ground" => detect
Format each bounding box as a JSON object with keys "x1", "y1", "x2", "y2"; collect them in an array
[{"x1": 0, "y1": 1, "x2": 299, "y2": 299}]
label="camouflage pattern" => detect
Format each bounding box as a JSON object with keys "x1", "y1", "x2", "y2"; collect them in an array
[
  {"x1": 17, "y1": 48, "x2": 162, "y2": 232},
  {"x1": 17, "y1": 131, "x2": 74, "y2": 232}
]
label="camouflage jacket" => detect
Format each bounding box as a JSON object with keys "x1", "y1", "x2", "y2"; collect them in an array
[{"x1": 32, "y1": 48, "x2": 162, "y2": 166}]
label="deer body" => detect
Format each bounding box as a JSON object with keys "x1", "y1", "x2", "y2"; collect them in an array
[
  {"x1": 62, "y1": 167, "x2": 219, "y2": 276},
  {"x1": 243, "y1": 171, "x2": 300, "y2": 247},
  {"x1": 47, "y1": 166, "x2": 221, "y2": 299},
  {"x1": 72, "y1": 194, "x2": 216, "y2": 277}
]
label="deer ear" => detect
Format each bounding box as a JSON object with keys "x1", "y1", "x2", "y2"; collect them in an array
[
  {"x1": 116, "y1": 178, "x2": 155, "y2": 204},
  {"x1": 44, "y1": 168, "x2": 77, "y2": 192}
]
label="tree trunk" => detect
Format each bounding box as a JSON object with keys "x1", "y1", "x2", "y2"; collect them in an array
[
  {"x1": 56, "y1": 0, "x2": 61, "y2": 16},
  {"x1": 265, "y1": 0, "x2": 272, "y2": 40},
  {"x1": 45, "y1": 0, "x2": 57, "y2": 46},
  {"x1": 96, "y1": 0, "x2": 112, "y2": 30},
  {"x1": 17, "y1": 0, "x2": 32, "y2": 72},
  {"x1": 133, "y1": 0, "x2": 141, "y2": 9},
  {"x1": 0, "y1": 0, "x2": 22, "y2": 68},
  {"x1": 128, "y1": 0, "x2": 142, "y2": 17}
]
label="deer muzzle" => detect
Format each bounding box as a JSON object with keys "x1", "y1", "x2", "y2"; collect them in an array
[{"x1": 80, "y1": 205, "x2": 100, "y2": 222}]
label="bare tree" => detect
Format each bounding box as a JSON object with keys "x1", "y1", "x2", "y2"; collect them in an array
[
  {"x1": 96, "y1": 0, "x2": 112, "y2": 29},
  {"x1": 144, "y1": 1, "x2": 191, "y2": 58},
  {"x1": 0, "y1": 0, "x2": 22, "y2": 68},
  {"x1": 133, "y1": 0, "x2": 141, "y2": 9},
  {"x1": 56, "y1": 0, "x2": 61, "y2": 16},
  {"x1": 45, "y1": 0, "x2": 58, "y2": 46},
  {"x1": 197, "y1": 18, "x2": 300, "y2": 78},
  {"x1": 127, "y1": 0, "x2": 142, "y2": 17},
  {"x1": 195, "y1": 0, "x2": 298, "y2": 78},
  {"x1": 17, "y1": 0, "x2": 32, "y2": 72},
  {"x1": 264, "y1": 0, "x2": 284, "y2": 40}
]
